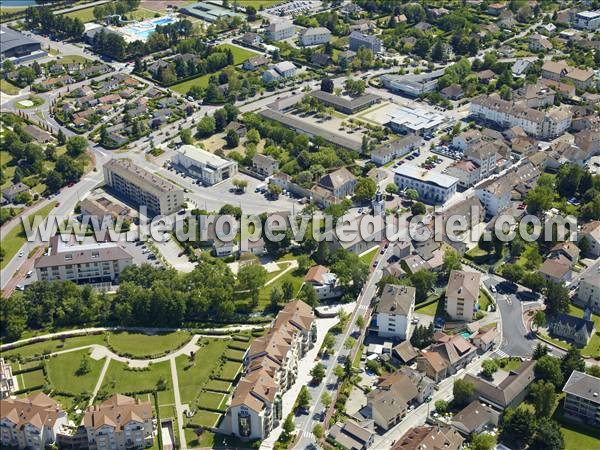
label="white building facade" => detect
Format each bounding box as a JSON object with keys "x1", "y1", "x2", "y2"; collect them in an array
[{"x1": 394, "y1": 164, "x2": 458, "y2": 204}]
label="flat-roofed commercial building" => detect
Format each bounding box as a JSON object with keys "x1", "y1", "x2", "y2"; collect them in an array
[
  {"x1": 172, "y1": 145, "x2": 238, "y2": 186},
  {"x1": 387, "y1": 105, "x2": 447, "y2": 136},
  {"x1": 0, "y1": 26, "x2": 46, "y2": 64},
  {"x1": 35, "y1": 236, "x2": 133, "y2": 285},
  {"x1": 309, "y1": 90, "x2": 381, "y2": 114},
  {"x1": 103, "y1": 159, "x2": 184, "y2": 216},
  {"x1": 394, "y1": 164, "x2": 458, "y2": 204},
  {"x1": 381, "y1": 70, "x2": 445, "y2": 97},
  {"x1": 180, "y1": 2, "x2": 243, "y2": 22}
]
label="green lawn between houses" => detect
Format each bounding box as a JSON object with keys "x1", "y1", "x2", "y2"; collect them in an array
[
  {"x1": 46, "y1": 349, "x2": 106, "y2": 395},
  {"x1": 107, "y1": 331, "x2": 191, "y2": 358},
  {"x1": 3, "y1": 334, "x2": 106, "y2": 359}
]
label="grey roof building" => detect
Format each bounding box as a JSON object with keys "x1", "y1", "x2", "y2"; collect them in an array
[
  {"x1": 563, "y1": 370, "x2": 600, "y2": 427},
  {"x1": 309, "y1": 90, "x2": 381, "y2": 114},
  {"x1": 0, "y1": 26, "x2": 45, "y2": 64},
  {"x1": 349, "y1": 31, "x2": 382, "y2": 53}
]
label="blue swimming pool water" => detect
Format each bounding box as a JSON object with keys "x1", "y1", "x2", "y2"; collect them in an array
[
  {"x1": 460, "y1": 331, "x2": 471, "y2": 339},
  {"x1": 123, "y1": 16, "x2": 177, "y2": 40}
]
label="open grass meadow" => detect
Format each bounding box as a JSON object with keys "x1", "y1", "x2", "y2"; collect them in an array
[
  {"x1": 101, "y1": 360, "x2": 174, "y2": 405},
  {"x1": 107, "y1": 331, "x2": 191, "y2": 358},
  {"x1": 46, "y1": 349, "x2": 105, "y2": 395},
  {"x1": 175, "y1": 338, "x2": 229, "y2": 405},
  {"x1": 0, "y1": 201, "x2": 57, "y2": 270},
  {"x1": 0, "y1": 79, "x2": 21, "y2": 95},
  {"x1": 3, "y1": 333, "x2": 106, "y2": 359}
]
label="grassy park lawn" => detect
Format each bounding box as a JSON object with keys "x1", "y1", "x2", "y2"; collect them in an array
[
  {"x1": 224, "y1": 348, "x2": 246, "y2": 360},
  {"x1": 130, "y1": 8, "x2": 159, "y2": 20},
  {"x1": 197, "y1": 391, "x2": 226, "y2": 411},
  {"x1": 205, "y1": 379, "x2": 232, "y2": 392},
  {"x1": 101, "y1": 360, "x2": 174, "y2": 405},
  {"x1": 0, "y1": 201, "x2": 57, "y2": 270},
  {"x1": 219, "y1": 361, "x2": 242, "y2": 381},
  {"x1": 415, "y1": 295, "x2": 443, "y2": 317},
  {"x1": 359, "y1": 246, "x2": 379, "y2": 266},
  {"x1": 3, "y1": 333, "x2": 105, "y2": 359},
  {"x1": 175, "y1": 338, "x2": 229, "y2": 405},
  {"x1": 15, "y1": 96, "x2": 44, "y2": 109},
  {"x1": 62, "y1": 7, "x2": 97, "y2": 22},
  {"x1": 216, "y1": 44, "x2": 258, "y2": 65},
  {"x1": 107, "y1": 331, "x2": 191, "y2": 358},
  {"x1": 56, "y1": 55, "x2": 91, "y2": 65},
  {"x1": 46, "y1": 349, "x2": 105, "y2": 394},
  {"x1": 171, "y1": 73, "x2": 211, "y2": 95},
  {"x1": 554, "y1": 403, "x2": 600, "y2": 448},
  {"x1": 18, "y1": 368, "x2": 46, "y2": 390},
  {"x1": 186, "y1": 429, "x2": 254, "y2": 449},
  {"x1": 188, "y1": 410, "x2": 222, "y2": 428},
  {"x1": 0, "y1": 79, "x2": 20, "y2": 95}
]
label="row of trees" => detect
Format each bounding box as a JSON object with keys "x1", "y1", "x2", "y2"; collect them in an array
[{"x1": 24, "y1": 6, "x2": 84, "y2": 40}]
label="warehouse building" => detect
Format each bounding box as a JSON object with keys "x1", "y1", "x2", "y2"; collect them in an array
[{"x1": 0, "y1": 26, "x2": 46, "y2": 64}]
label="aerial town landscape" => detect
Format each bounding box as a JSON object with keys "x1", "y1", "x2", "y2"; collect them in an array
[{"x1": 0, "y1": 0, "x2": 599, "y2": 449}]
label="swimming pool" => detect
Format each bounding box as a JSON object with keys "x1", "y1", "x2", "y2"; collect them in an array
[
  {"x1": 120, "y1": 15, "x2": 178, "y2": 41},
  {"x1": 460, "y1": 331, "x2": 471, "y2": 339}
]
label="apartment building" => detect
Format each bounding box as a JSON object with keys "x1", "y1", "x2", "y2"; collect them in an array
[
  {"x1": 103, "y1": 159, "x2": 184, "y2": 216},
  {"x1": 225, "y1": 300, "x2": 316, "y2": 440},
  {"x1": 562, "y1": 370, "x2": 600, "y2": 427},
  {"x1": 35, "y1": 236, "x2": 133, "y2": 285},
  {"x1": 541, "y1": 60, "x2": 596, "y2": 90},
  {"x1": 578, "y1": 264, "x2": 599, "y2": 314},
  {"x1": 394, "y1": 164, "x2": 458, "y2": 204},
  {"x1": 0, "y1": 359, "x2": 14, "y2": 399},
  {"x1": 470, "y1": 94, "x2": 572, "y2": 139},
  {"x1": 173, "y1": 145, "x2": 238, "y2": 186},
  {"x1": 299, "y1": 27, "x2": 331, "y2": 46},
  {"x1": 417, "y1": 334, "x2": 477, "y2": 382},
  {"x1": 267, "y1": 20, "x2": 295, "y2": 40},
  {"x1": 251, "y1": 154, "x2": 279, "y2": 176},
  {"x1": 573, "y1": 10, "x2": 600, "y2": 30},
  {"x1": 393, "y1": 426, "x2": 464, "y2": 450},
  {"x1": 445, "y1": 270, "x2": 481, "y2": 322},
  {"x1": 516, "y1": 82, "x2": 555, "y2": 108},
  {"x1": 528, "y1": 34, "x2": 553, "y2": 52},
  {"x1": 0, "y1": 393, "x2": 68, "y2": 450},
  {"x1": 83, "y1": 395, "x2": 153, "y2": 450},
  {"x1": 368, "y1": 372, "x2": 418, "y2": 430},
  {"x1": 303, "y1": 265, "x2": 341, "y2": 300},
  {"x1": 376, "y1": 284, "x2": 416, "y2": 340},
  {"x1": 316, "y1": 167, "x2": 357, "y2": 200},
  {"x1": 349, "y1": 31, "x2": 382, "y2": 53},
  {"x1": 445, "y1": 160, "x2": 480, "y2": 188},
  {"x1": 371, "y1": 135, "x2": 422, "y2": 166}
]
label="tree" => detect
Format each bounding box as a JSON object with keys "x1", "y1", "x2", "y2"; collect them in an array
[
  {"x1": 237, "y1": 264, "x2": 267, "y2": 301},
  {"x1": 196, "y1": 115, "x2": 216, "y2": 137},
  {"x1": 411, "y1": 201, "x2": 426, "y2": 216},
  {"x1": 501, "y1": 407, "x2": 537, "y2": 448},
  {"x1": 478, "y1": 233, "x2": 494, "y2": 254},
  {"x1": 411, "y1": 323, "x2": 434, "y2": 349},
  {"x1": 471, "y1": 433, "x2": 496, "y2": 450},
  {"x1": 409, "y1": 270, "x2": 436, "y2": 302},
  {"x1": 530, "y1": 380, "x2": 556, "y2": 417},
  {"x1": 313, "y1": 423, "x2": 324, "y2": 439},
  {"x1": 435, "y1": 400, "x2": 448, "y2": 414},
  {"x1": 45, "y1": 171, "x2": 64, "y2": 193},
  {"x1": 297, "y1": 254, "x2": 310, "y2": 272},
  {"x1": 282, "y1": 279, "x2": 294, "y2": 300},
  {"x1": 270, "y1": 285, "x2": 283, "y2": 310},
  {"x1": 545, "y1": 282, "x2": 570, "y2": 316},
  {"x1": 66, "y1": 136, "x2": 88, "y2": 157},
  {"x1": 586, "y1": 365, "x2": 600, "y2": 377},
  {"x1": 321, "y1": 391, "x2": 332, "y2": 408},
  {"x1": 57, "y1": 129, "x2": 66, "y2": 145},
  {"x1": 268, "y1": 182, "x2": 282, "y2": 198},
  {"x1": 482, "y1": 359, "x2": 499, "y2": 378},
  {"x1": 225, "y1": 128, "x2": 239, "y2": 148},
  {"x1": 321, "y1": 78, "x2": 334, "y2": 93},
  {"x1": 442, "y1": 249, "x2": 462, "y2": 276},
  {"x1": 354, "y1": 177, "x2": 377, "y2": 202},
  {"x1": 180, "y1": 128, "x2": 193, "y2": 145},
  {"x1": 310, "y1": 362, "x2": 326, "y2": 384},
  {"x1": 531, "y1": 418, "x2": 564, "y2": 450},
  {"x1": 356, "y1": 315, "x2": 365, "y2": 330},
  {"x1": 76, "y1": 353, "x2": 91, "y2": 375},
  {"x1": 532, "y1": 310, "x2": 546, "y2": 330},
  {"x1": 453, "y1": 379, "x2": 475, "y2": 406},
  {"x1": 297, "y1": 385, "x2": 311, "y2": 411},
  {"x1": 431, "y1": 40, "x2": 446, "y2": 62},
  {"x1": 333, "y1": 364, "x2": 345, "y2": 379},
  {"x1": 385, "y1": 182, "x2": 398, "y2": 195},
  {"x1": 300, "y1": 283, "x2": 319, "y2": 307},
  {"x1": 560, "y1": 347, "x2": 585, "y2": 381},
  {"x1": 405, "y1": 189, "x2": 419, "y2": 201},
  {"x1": 533, "y1": 343, "x2": 549, "y2": 359},
  {"x1": 282, "y1": 414, "x2": 295, "y2": 441},
  {"x1": 535, "y1": 355, "x2": 563, "y2": 387}
]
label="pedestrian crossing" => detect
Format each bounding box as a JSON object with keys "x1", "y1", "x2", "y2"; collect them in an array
[
  {"x1": 302, "y1": 431, "x2": 314, "y2": 439},
  {"x1": 493, "y1": 349, "x2": 509, "y2": 359}
]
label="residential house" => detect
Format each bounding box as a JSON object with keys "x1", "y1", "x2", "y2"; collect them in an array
[
  {"x1": 267, "y1": 20, "x2": 295, "y2": 41},
  {"x1": 471, "y1": 324, "x2": 499, "y2": 352},
  {"x1": 440, "y1": 84, "x2": 464, "y2": 100},
  {"x1": 0, "y1": 358, "x2": 14, "y2": 399},
  {"x1": 241, "y1": 32, "x2": 263, "y2": 47},
  {"x1": 368, "y1": 372, "x2": 418, "y2": 430},
  {"x1": 299, "y1": 27, "x2": 331, "y2": 46},
  {"x1": 328, "y1": 420, "x2": 374, "y2": 450},
  {"x1": 315, "y1": 167, "x2": 357, "y2": 200},
  {"x1": 392, "y1": 341, "x2": 419, "y2": 365},
  {"x1": 452, "y1": 129, "x2": 483, "y2": 151},
  {"x1": 562, "y1": 370, "x2": 600, "y2": 427},
  {"x1": 400, "y1": 367, "x2": 435, "y2": 403},
  {"x1": 511, "y1": 59, "x2": 532, "y2": 77},
  {"x1": 243, "y1": 55, "x2": 269, "y2": 71},
  {"x1": 375, "y1": 284, "x2": 416, "y2": 340},
  {"x1": 225, "y1": 300, "x2": 315, "y2": 440},
  {"x1": 262, "y1": 61, "x2": 296, "y2": 82},
  {"x1": 463, "y1": 360, "x2": 536, "y2": 410},
  {"x1": 577, "y1": 263, "x2": 599, "y2": 314},
  {"x1": 349, "y1": 31, "x2": 382, "y2": 53},
  {"x1": 529, "y1": 34, "x2": 553, "y2": 52},
  {"x1": 476, "y1": 70, "x2": 496, "y2": 84},
  {"x1": 2, "y1": 182, "x2": 30, "y2": 203},
  {"x1": 577, "y1": 220, "x2": 600, "y2": 258},
  {"x1": 445, "y1": 160, "x2": 480, "y2": 188},
  {"x1": 417, "y1": 334, "x2": 477, "y2": 382},
  {"x1": 252, "y1": 154, "x2": 279, "y2": 176},
  {"x1": 541, "y1": 60, "x2": 596, "y2": 90},
  {"x1": 392, "y1": 426, "x2": 463, "y2": 450},
  {"x1": 549, "y1": 241, "x2": 580, "y2": 265},
  {"x1": 540, "y1": 257, "x2": 573, "y2": 283},
  {"x1": 465, "y1": 140, "x2": 503, "y2": 179},
  {"x1": 574, "y1": 129, "x2": 600, "y2": 156},
  {"x1": 549, "y1": 312, "x2": 596, "y2": 346},
  {"x1": 83, "y1": 394, "x2": 154, "y2": 450},
  {"x1": 487, "y1": 3, "x2": 507, "y2": 15},
  {"x1": 451, "y1": 400, "x2": 500, "y2": 436},
  {"x1": 0, "y1": 393, "x2": 68, "y2": 449},
  {"x1": 303, "y1": 265, "x2": 341, "y2": 300},
  {"x1": 371, "y1": 135, "x2": 422, "y2": 166},
  {"x1": 445, "y1": 270, "x2": 481, "y2": 322},
  {"x1": 516, "y1": 82, "x2": 555, "y2": 108},
  {"x1": 310, "y1": 52, "x2": 331, "y2": 67}
]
